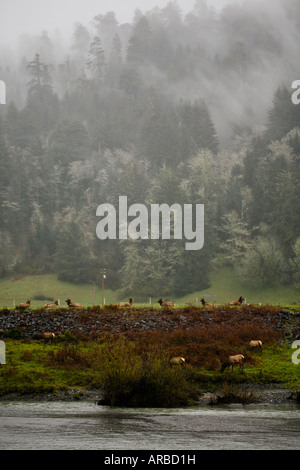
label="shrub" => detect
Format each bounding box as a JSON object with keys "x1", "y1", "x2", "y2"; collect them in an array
[
  {"x1": 57, "y1": 330, "x2": 77, "y2": 342},
  {"x1": 49, "y1": 346, "x2": 86, "y2": 366},
  {"x1": 90, "y1": 340, "x2": 197, "y2": 407},
  {"x1": 5, "y1": 328, "x2": 25, "y2": 339}
]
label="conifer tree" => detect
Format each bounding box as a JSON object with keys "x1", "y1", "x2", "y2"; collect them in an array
[{"x1": 87, "y1": 36, "x2": 106, "y2": 83}]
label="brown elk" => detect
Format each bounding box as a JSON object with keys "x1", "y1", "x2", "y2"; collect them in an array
[
  {"x1": 41, "y1": 332, "x2": 55, "y2": 344},
  {"x1": 170, "y1": 357, "x2": 185, "y2": 365},
  {"x1": 221, "y1": 354, "x2": 245, "y2": 372},
  {"x1": 200, "y1": 298, "x2": 214, "y2": 306},
  {"x1": 158, "y1": 299, "x2": 175, "y2": 307},
  {"x1": 44, "y1": 301, "x2": 58, "y2": 308},
  {"x1": 16, "y1": 300, "x2": 31, "y2": 309},
  {"x1": 117, "y1": 298, "x2": 133, "y2": 307},
  {"x1": 65, "y1": 299, "x2": 83, "y2": 308},
  {"x1": 228, "y1": 296, "x2": 244, "y2": 306},
  {"x1": 249, "y1": 340, "x2": 263, "y2": 353}
]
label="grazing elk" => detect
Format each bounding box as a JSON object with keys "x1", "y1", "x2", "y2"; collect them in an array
[
  {"x1": 228, "y1": 296, "x2": 244, "y2": 306},
  {"x1": 16, "y1": 300, "x2": 31, "y2": 309},
  {"x1": 249, "y1": 340, "x2": 263, "y2": 353},
  {"x1": 65, "y1": 299, "x2": 83, "y2": 308},
  {"x1": 117, "y1": 298, "x2": 133, "y2": 307},
  {"x1": 221, "y1": 354, "x2": 245, "y2": 373},
  {"x1": 170, "y1": 357, "x2": 185, "y2": 365},
  {"x1": 41, "y1": 332, "x2": 55, "y2": 344},
  {"x1": 200, "y1": 298, "x2": 214, "y2": 307},
  {"x1": 158, "y1": 299, "x2": 175, "y2": 307}
]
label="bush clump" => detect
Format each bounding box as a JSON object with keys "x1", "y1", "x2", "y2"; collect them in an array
[{"x1": 90, "y1": 340, "x2": 197, "y2": 407}]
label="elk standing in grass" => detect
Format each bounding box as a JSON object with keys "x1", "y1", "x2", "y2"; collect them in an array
[
  {"x1": 221, "y1": 354, "x2": 245, "y2": 373},
  {"x1": 170, "y1": 357, "x2": 185, "y2": 365},
  {"x1": 250, "y1": 340, "x2": 263, "y2": 354},
  {"x1": 42, "y1": 332, "x2": 55, "y2": 344}
]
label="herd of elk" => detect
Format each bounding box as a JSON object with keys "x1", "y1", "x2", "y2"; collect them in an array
[
  {"x1": 220, "y1": 339, "x2": 263, "y2": 373},
  {"x1": 14, "y1": 295, "x2": 245, "y2": 310},
  {"x1": 199, "y1": 296, "x2": 244, "y2": 307},
  {"x1": 5, "y1": 294, "x2": 263, "y2": 373}
]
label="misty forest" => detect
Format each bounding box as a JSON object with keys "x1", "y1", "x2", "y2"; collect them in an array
[{"x1": 0, "y1": 0, "x2": 300, "y2": 300}]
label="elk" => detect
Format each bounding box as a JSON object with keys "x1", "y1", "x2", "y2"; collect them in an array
[
  {"x1": 200, "y1": 298, "x2": 214, "y2": 306},
  {"x1": 170, "y1": 357, "x2": 185, "y2": 365},
  {"x1": 250, "y1": 340, "x2": 263, "y2": 353},
  {"x1": 228, "y1": 296, "x2": 244, "y2": 306},
  {"x1": 158, "y1": 299, "x2": 175, "y2": 307},
  {"x1": 41, "y1": 332, "x2": 55, "y2": 344},
  {"x1": 16, "y1": 300, "x2": 31, "y2": 309},
  {"x1": 65, "y1": 299, "x2": 83, "y2": 308},
  {"x1": 44, "y1": 301, "x2": 58, "y2": 308},
  {"x1": 221, "y1": 354, "x2": 245, "y2": 373},
  {"x1": 117, "y1": 298, "x2": 133, "y2": 307}
]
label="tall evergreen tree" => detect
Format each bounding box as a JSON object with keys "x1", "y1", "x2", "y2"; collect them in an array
[
  {"x1": 265, "y1": 87, "x2": 300, "y2": 142},
  {"x1": 87, "y1": 36, "x2": 106, "y2": 83},
  {"x1": 177, "y1": 100, "x2": 219, "y2": 158},
  {"x1": 127, "y1": 16, "x2": 153, "y2": 65},
  {"x1": 56, "y1": 221, "x2": 93, "y2": 284}
]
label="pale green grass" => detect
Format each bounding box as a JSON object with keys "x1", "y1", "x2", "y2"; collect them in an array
[
  {"x1": 0, "y1": 274, "x2": 119, "y2": 308},
  {"x1": 0, "y1": 268, "x2": 299, "y2": 308},
  {"x1": 176, "y1": 267, "x2": 300, "y2": 306}
]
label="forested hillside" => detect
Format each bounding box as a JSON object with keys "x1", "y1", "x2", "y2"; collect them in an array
[{"x1": 0, "y1": 0, "x2": 300, "y2": 298}]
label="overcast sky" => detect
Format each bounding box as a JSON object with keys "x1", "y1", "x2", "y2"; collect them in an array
[{"x1": 0, "y1": 0, "x2": 230, "y2": 47}]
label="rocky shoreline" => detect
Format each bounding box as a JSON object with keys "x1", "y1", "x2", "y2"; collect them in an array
[{"x1": 0, "y1": 385, "x2": 299, "y2": 406}]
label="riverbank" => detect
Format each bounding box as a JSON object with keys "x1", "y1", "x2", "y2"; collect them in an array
[
  {"x1": 1, "y1": 305, "x2": 299, "y2": 407},
  {"x1": 0, "y1": 385, "x2": 299, "y2": 407}
]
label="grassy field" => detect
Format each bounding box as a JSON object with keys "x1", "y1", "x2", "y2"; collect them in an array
[
  {"x1": 178, "y1": 267, "x2": 300, "y2": 306},
  {"x1": 1, "y1": 337, "x2": 299, "y2": 404},
  {"x1": 0, "y1": 268, "x2": 299, "y2": 308},
  {"x1": 0, "y1": 274, "x2": 119, "y2": 308}
]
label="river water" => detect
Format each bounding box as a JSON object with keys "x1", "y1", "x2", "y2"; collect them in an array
[{"x1": 0, "y1": 401, "x2": 299, "y2": 450}]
